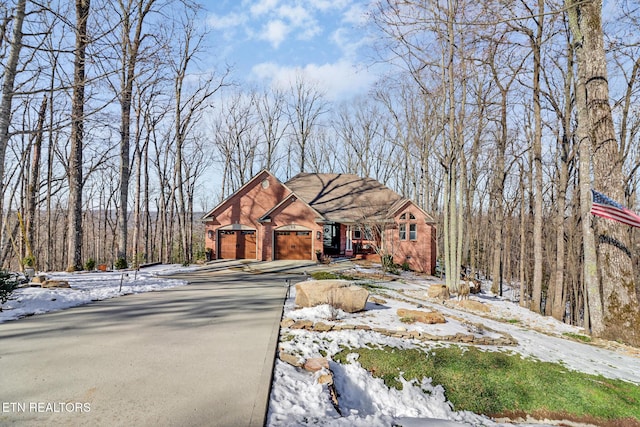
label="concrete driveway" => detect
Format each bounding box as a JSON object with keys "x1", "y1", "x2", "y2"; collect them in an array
[{"x1": 0, "y1": 269, "x2": 302, "y2": 427}]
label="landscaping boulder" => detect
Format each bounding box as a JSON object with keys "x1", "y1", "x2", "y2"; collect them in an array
[
  {"x1": 397, "y1": 308, "x2": 446, "y2": 324},
  {"x1": 31, "y1": 275, "x2": 47, "y2": 284},
  {"x1": 42, "y1": 280, "x2": 70, "y2": 288},
  {"x1": 427, "y1": 284, "x2": 450, "y2": 300},
  {"x1": 458, "y1": 299, "x2": 490, "y2": 313},
  {"x1": 295, "y1": 280, "x2": 369, "y2": 313}
]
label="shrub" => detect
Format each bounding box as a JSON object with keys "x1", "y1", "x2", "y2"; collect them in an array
[
  {"x1": 114, "y1": 257, "x2": 128, "y2": 270},
  {"x1": 22, "y1": 255, "x2": 35, "y2": 267},
  {"x1": 401, "y1": 261, "x2": 411, "y2": 271},
  {"x1": 0, "y1": 270, "x2": 20, "y2": 306},
  {"x1": 381, "y1": 254, "x2": 399, "y2": 275},
  {"x1": 84, "y1": 258, "x2": 96, "y2": 271}
]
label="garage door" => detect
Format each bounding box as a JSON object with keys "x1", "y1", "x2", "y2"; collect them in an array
[
  {"x1": 219, "y1": 230, "x2": 257, "y2": 259},
  {"x1": 274, "y1": 231, "x2": 312, "y2": 260}
]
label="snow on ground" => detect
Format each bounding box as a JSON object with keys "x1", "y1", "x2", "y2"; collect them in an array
[
  {"x1": 267, "y1": 265, "x2": 640, "y2": 427},
  {"x1": 0, "y1": 265, "x2": 189, "y2": 323},
  {"x1": 2, "y1": 262, "x2": 639, "y2": 426}
]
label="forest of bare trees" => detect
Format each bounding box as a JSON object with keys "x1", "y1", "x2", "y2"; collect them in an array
[{"x1": 1, "y1": 0, "x2": 640, "y2": 345}]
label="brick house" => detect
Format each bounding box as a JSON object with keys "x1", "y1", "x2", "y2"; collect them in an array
[{"x1": 202, "y1": 170, "x2": 437, "y2": 274}]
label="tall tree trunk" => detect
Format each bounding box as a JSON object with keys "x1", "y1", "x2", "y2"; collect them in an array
[
  {"x1": 551, "y1": 37, "x2": 575, "y2": 320},
  {"x1": 568, "y1": 0, "x2": 639, "y2": 345},
  {"x1": 116, "y1": 0, "x2": 156, "y2": 267},
  {"x1": 530, "y1": 0, "x2": 545, "y2": 313},
  {"x1": 67, "y1": 0, "x2": 90, "y2": 271},
  {"x1": 26, "y1": 95, "x2": 47, "y2": 263},
  {"x1": 0, "y1": 0, "x2": 27, "y2": 238}
]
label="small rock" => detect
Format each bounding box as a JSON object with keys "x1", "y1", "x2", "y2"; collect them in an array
[
  {"x1": 291, "y1": 320, "x2": 314, "y2": 330},
  {"x1": 279, "y1": 352, "x2": 304, "y2": 367},
  {"x1": 313, "y1": 322, "x2": 333, "y2": 332},
  {"x1": 280, "y1": 318, "x2": 295, "y2": 328},
  {"x1": 304, "y1": 357, "x2": 329, "y2": 372},
  {"x1": 369, "y1": 296, "x2": 387, "y2": 305},
  {"x1": 318, "y1": 373, "x2": 334, "y2": 385}
]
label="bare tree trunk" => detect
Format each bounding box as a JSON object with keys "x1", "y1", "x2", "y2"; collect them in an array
[
  {"x1": 0, "y1": 0, "x2": 27, "y2": 239},
  {"x1": 530, "y1": 0, "x2": 545, "y2": 314},
  {"x1": 116, "y1": 0, "x2": 157, "y2": 267},
  {"x1": 67, "y1": 0, "x2": 90, "y2": 271},
  {"x1": 519, "y1": 163, "x2": 527, "y2": 307},
  {"x1": 568, "y1": 0, "x2": 640, "y2": 345},
  {"x1": 26, "y1": 95, "x2": 47, "y2": 264},
  {"x1": 551, "y1": 36, "x2": 575, "y2": 320}
]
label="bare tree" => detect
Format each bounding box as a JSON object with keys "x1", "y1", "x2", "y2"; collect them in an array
[
  {"x1": 66, "y1": 0, "x2": 90, "y2": 271},
  {"x1": 0, "y1": 0, "x2": 27, "y2": 233},
  {"x1": 286, "y1": 75, "x2": 328, "y2": 176},
  {"x1": 568, "y1": 0, "x2": 640, "y2": 345},
  {"x1": 112, "y1": 0, "x2": 160, "y2": 267}
]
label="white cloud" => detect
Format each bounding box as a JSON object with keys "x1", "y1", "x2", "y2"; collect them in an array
[
  {"x1": 260, "y1": 19, "x2": 290, "y2": 48},
  {"x1": 207, "y1": 12, "x2": 248, "y2": 30},
  {"x1": 251, "y1": 59, "x2": 377, "y2": 100},
  {"x1": 249, "y1": 0, "x2": 281, "y2": 16},
  {"x1": 342, "y1": 4, "x2": 369, "y2": 25},
  {"x1": 277, "y1": 5, "x2": 320, "y2": 39},
  {"x1": 305, "y1": 0, "x2": 351, "y2": 12}
]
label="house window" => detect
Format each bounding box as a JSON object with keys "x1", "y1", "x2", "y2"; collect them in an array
[
  {"x1": 409, "y1": 223, "x2": 417, "y2": 240},
  {"x1": 399, "y1": 223, "x2": 406, "y2": 240},
  {"x1": 353, "y1": 226, "x2": 373, "y2": 240},
  {"x1": 399, "y1": 212, "x2": 418, "y2": 241}
]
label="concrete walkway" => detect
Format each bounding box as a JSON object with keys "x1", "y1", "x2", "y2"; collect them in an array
[{"x1": 0, "y1": 269, "x2": 302, "y2": 427}]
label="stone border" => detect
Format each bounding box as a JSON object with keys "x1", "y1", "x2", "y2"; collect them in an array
[{"x1": 280, "y1": 318, "x2": 517, "y2": 346}]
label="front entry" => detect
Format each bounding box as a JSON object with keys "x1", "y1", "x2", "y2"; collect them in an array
[
  {"x1": 323, "y1": 224, "x2": 340, "y2": 255},
  {"x1": 218, "y1": 230, "x2": 257, "y2": 259},
  {"x1": 274, "y1": 231, "x2": 312, "y2": 260}
]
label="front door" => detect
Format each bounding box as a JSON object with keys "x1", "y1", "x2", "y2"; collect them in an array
[{"x1": 323, "y1": 224, "x2": 340, "y2": 255}]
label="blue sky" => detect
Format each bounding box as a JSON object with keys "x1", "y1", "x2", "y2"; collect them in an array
[{"x1": 204, "y1": 0, "x2": 380, "y2": 100}]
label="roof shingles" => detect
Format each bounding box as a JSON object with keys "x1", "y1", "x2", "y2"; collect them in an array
[{"x1": 285, "y1": 173, "x2": 403, "y2": 223}]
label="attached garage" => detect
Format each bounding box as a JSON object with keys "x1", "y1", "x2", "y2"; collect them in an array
[
  {"x1": 218, "y1": 229, "x2": 257, "y2": 259},
  {"x1": 274, "y1": 230, "x2": 312, "y2": 260}
]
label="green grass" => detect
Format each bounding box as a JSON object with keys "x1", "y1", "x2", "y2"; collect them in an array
[
  {"x1": 309, "y1": 271, "x2": 387, "y2": 291},
  {"x1": 563, "y1": 332, "x2": 593, "y2": 343},
  {"x1": 310, "y1": 271, "x2": 355, "y2": 280},
  {"x1": 334, "y1": 346, "x2": 640, "y2": 424}
]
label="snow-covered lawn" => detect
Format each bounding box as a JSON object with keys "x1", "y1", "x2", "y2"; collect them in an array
[
  {"x1": 267, "y1": 266, "x2": 640, "y2": 426},
  {"x1": 0, "y1": 265, "x2": 189, "y2": 323},
  {"x1": 2, "y1": 263, "x2": 639, "y2": 426}
]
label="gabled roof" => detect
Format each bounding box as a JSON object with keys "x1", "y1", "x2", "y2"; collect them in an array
[
  {"x1": 201, "y1": 169, "x2": 278, "y2": 220},
  {"x1": 285, "y1": 173, "x2": 405, "y2": 223},
  {"x1": 257, "y1": 192, "x2": 325, "y2": 223}
]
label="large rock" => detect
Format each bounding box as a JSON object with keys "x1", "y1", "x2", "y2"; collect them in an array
[
  {"x1": 458, "y1": 299, "x2": 490, "y2": 313},
  {"x1": 397, "y1": 308, "x2": 446, "y2": 324},
  {"x1": 427, "y1": 284, "x2": 450, "y2": 300},
  {"x1": 295, "y1": 280, "x2": 369, "y2": 313},
  {"x1": 42, "y1": 280, "x2": 70, "y2": 288}
]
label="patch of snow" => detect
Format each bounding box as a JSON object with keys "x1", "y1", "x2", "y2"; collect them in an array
[
  {"x1": 0, "y1": 267, "x2": 188, "y2": 323},
  {"x1": 268, "y1": 267, "x2": 640, "y2": 426}
]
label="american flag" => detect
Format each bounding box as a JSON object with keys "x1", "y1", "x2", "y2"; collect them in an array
[{"x1": 590, "y1": 190, "x2": 640, "y2": 228}]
